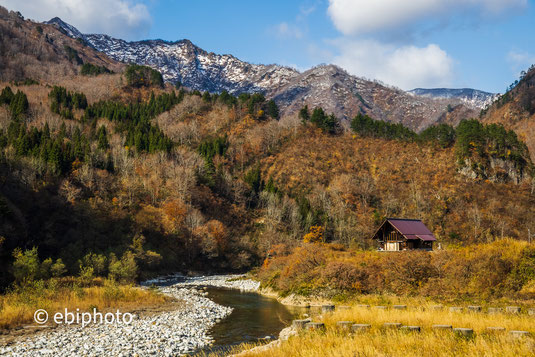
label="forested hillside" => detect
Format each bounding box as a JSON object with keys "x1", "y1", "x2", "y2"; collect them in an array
[
  {"x1": 1, "y1": 6, "x2": 535, "y2": 293},
  {"x1": 0, "y1": 8, "x2": 121, "y2": 83},
  {"x1": 1, "y1": 67, "x2": 534, "y2": 288},
  {"x1": 482, "y1": 65, "x2": 535, "y2": 162}
]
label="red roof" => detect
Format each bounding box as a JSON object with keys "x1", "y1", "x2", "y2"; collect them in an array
[{"x1": 385, "y1": 218, "x2": 436, "y2": 241}]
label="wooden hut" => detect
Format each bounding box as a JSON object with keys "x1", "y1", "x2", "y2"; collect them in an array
[{"x1": 372, "y1": 218, "x2": 436, "y2": 251}]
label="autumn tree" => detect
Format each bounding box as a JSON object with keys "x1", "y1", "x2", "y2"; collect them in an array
[
  {"x1": 303, "y1": 225, "x2": 325, "y2": 244},
  {"x1": 163, "y1": 198, "x2": 188, "y2": 234}
]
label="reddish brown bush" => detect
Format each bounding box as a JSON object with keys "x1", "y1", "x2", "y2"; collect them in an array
[{"x1": 321, "y1": 261, "x2": 369, "y2": 292}]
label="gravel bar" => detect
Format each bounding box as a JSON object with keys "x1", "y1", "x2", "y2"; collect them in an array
[{"x1": 0, "y1": 275, "x2": 259, "y2": 356}]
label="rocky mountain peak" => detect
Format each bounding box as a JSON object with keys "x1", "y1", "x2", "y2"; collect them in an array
[
  {"x1": 409, "y1": 88, "x2": 499, "y2": 110},
  {"x1": 46, "y1": 17, "x2": 85, "y2": 40},
  {"x1": 44, "y1": 17, "x2": 488, "y2": 131}
]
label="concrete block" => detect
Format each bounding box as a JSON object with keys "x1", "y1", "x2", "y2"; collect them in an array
[
  {"x1": 449, "y1": 307, "x2": 463, "y2": 313},
  {"x1": 321, "y1": 305, "x2": 335, "y2": 313},
  {"x1": 506, "y1": 306, "x2": 521, "y2": 314},
  {"x1": 487, "y1": 307, "x2": 502, "y2": 314},
  {"x1": 432, "y1": 305, "x2": 444, "y2": 311},
  {"x1": 375, "y1": 306, "x2": 387, "y2": 310},
  {"x1": 292, "y1": 319, "x2": 311, "y2": 330},
  {"x1": 336, "y1": 321, "x2": 353, "y2": 330},
  {"x1": 383, "y1": 322, "x2": 402, "y2": 329},
  {"x1": 356, "y1": 304, "x2": 370, "y2": 309},
  {"x1": 453, "y1": 328, "x2": 474, "y2": 338},
  {"x1": 468, "y1": 306, "x2": 482, "y2": 312},
  {"x1": 351, "y1": 324, "x2": 371, "y2": 332},
  {"x1": 510, "y1": 330, "x2": 530, "y2": 338},
  {"x1": 432, "y1": 325, "x2": 452, "y2": 330},
  {"x1": 305, "y1": 322, "x2": 325, "y2": 331},
  {"x1": 393, "y1": 305, "x2": 407, "y2": 310},
  {"x1": 528, "y1": 308, "x2": 535, "y2": 316},
  {"x1": 486, "y1": 327, "x2": 506, "y2": 332},
  {"x1": 400, "y1": 326, "x2": 421, "y2": 332}
]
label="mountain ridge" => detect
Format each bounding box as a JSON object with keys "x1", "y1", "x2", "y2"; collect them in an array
[
  {"x1": 409, "y1": 88, "x2": 499, "y2": 109},
  {"x1": 480, "y1": 65, "x2": 535, "y2": 161},
  {"x1": 45, "y1": 16, "x2": 488, "y2": 131}
]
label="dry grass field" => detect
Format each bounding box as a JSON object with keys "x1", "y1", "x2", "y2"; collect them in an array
[
  {"x1": 233, "y1": 302, "x2": 535, "y2": 357},
  {"x1": 0, "y1": 279, "x2": 169, "y2": 329}
]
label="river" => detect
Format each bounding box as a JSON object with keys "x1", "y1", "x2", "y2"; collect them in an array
[{"x1": 195, "y1": 287, "x2": 304, "y2": 355}]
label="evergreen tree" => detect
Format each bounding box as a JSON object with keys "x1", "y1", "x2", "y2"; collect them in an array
[
  {"x1": 0, "y1": 86, "x2": 14, "y2": 105},
  {"x1": 80, "y1": 63, "x2": 112, "y2": 76},
  {"x1": 97, "y1": 126, "x2": 109, "y2": 150},
  {"x1": 9, "y1": 90, "x2": 29, "y2": 119},
  {"x1": 310, "y1": 107, "x2": 338, "y2": 134},
  {"x1": 299, "y1": 105, "x2": 310, "y2": 123},
  {"x1": 43, "y1": 122, "x2": 50, "y2": 140},
  {"x1": 124, "y1": 64, "x2": 163, "y2": 88},
  {"x1": 247, "y1": 93, "x2": 266, "y2": 115},
  {"x1": 350, "y1": 112, "x2": 415, "y2": 141},
  {"x1": 419, "y1": 124, "x2": 456, "y2": 148},
  {"x1": 266, "y1": 100, "x2": 279, "y2": 119}
]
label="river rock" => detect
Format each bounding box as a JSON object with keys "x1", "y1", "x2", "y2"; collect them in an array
[
  {"x1": 0, "y1": 275, "x2": 267, "y2": 356},
  {"x1": 279, "y1": 326, "x2": 297, "y2": 341}
]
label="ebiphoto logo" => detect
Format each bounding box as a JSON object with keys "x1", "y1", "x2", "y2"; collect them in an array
[{"x1": 34, "y1": 308, "x2": 134, "y2": 328}]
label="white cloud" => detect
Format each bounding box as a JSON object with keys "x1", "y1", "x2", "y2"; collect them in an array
[
  {"x1": 2, "y1": 0, "x2": 151, "y2": 40},
  {"x1": 327, "y1": 0, "x2": 527, "y2": 35},
  {"x1": 507, "y1": 50, "x2": 535, "y2": 74},
  {"x1": 269, "y1": 3, "x2": 317, "y2": 40},
  {"x1": 273, "y1": 22, "x2": 304, "y2": 39},
  {"x1": 331, "y1": 39, "x2": 454, "y2": 89}
]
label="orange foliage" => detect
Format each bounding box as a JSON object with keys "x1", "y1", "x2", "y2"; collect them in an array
[
  {"x1": 162, "y1": 199, "x2": 187, "y2": 233},
  {"x1": 206, "y1": 220, "x2": 228, "y2": 253},
  {"x1": 134, "y1": 205, "x2": 163, "y2": 232},
  {"x1": 258, "y1": 239, "x2": 535, "y2": 300},
  {"x1": 303, "y1": 226, "x2": 325, "y2": 244}
]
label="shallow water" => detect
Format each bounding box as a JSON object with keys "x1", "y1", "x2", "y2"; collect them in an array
[{"x1": 197, "y1": 287, "x2": 304, "y2": 354}]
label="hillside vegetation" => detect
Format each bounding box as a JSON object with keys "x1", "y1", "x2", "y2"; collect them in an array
[
  {"x1": 1, "y1": 66, "x2": 535, "y2": 292},
  {"x1": 0, "y1": 7, "x2": 535, "y2": 305},
  {"x1": 482, "y1": 65, "x2": 535, "y2": 163},
  {"x1": 257, "y1": 240, "x2": 535, "y2": 301},
  {"x1": 0, "y1": 8, "x2": 121, "y2": 83}
]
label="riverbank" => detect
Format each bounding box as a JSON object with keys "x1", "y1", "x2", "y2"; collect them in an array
[
  {"x1": 0, "y1": 275, "x2": 265, "y2": 356},
  {"x1": 0, "y1": 279, "x2": 170, "y2": 330},
  {"x1": 143, "y1": 274, "x2": 260, "y2": 292},
  {"x1": 258, "y1": 287, "x2": 334, "y2": 307},
  {"x1": 231, "y1": 302, "x2": 535, "y2": 357}
]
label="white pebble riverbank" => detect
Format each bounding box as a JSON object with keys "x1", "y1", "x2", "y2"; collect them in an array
[
  {"x1": 143, "y1": 274, "x2": 260, "y2": 292},
  {"x1": 0, "y1": 275, "x2": 259, "y2": 356}
]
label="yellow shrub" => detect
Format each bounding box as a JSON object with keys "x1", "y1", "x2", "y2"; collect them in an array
[{"x1": 303, "y1": 226, "x2": 324, "y2": 244}]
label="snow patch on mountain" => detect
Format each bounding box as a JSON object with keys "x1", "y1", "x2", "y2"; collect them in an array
[
  {"x1": 44, "y1": 17, "x2": 487, "y2": 129},
  {"x1": 409, "y1": 88, "x2": 499, "y2": 110},
  {"x1": 46, "y1": 17, "x2": 298, "y2": 94},
  {"x1": 47, "y1": 17, "x2": 86, "y2": 41}
]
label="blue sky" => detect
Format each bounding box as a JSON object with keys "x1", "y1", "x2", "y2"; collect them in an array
[{"x1": 3, "y1": 0, "x2": 535, "y2": 93}]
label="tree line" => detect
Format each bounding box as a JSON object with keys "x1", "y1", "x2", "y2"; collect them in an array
[
  {"x1": 80, "y1": 63, "x2": 112, "y2": 76},
  {"x1": 49, "y1": 85, "x2": 88, "y2": 119}
]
